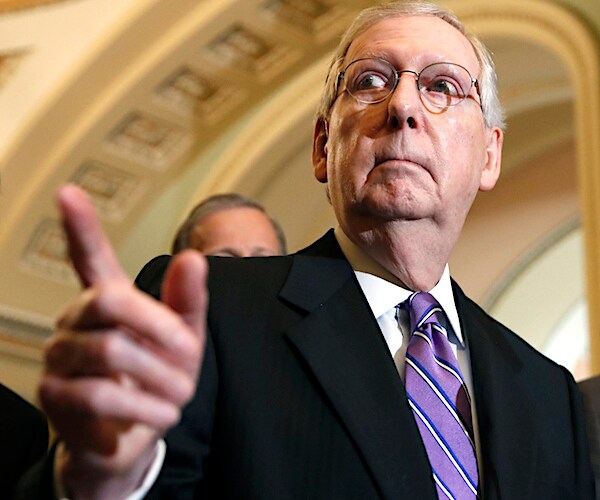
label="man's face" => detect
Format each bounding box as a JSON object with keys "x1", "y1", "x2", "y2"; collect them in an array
[
  {"x1": 189, "y1": 207, "x2": 282, "y2": 257},
  {"x1": 313, "y1": 16, "x2": 502, "y2": 241}
]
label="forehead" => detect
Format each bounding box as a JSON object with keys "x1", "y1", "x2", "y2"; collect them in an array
[
  {"x1": 346, "y1": 15, "x2": 479, "y2": 73},
  {"x1": 191, "y1": 206, "x2": 277, "y2": 246},
  {"x1": 199, "y1": 206, "x2": 271, "y2": 231}
]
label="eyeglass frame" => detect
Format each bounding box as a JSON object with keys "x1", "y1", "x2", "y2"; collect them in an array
[{"x1": 335, "y1": 57, "x2": 482, "y2": 110}]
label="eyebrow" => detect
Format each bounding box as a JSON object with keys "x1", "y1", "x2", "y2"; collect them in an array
[{"x1": 348, "y1": 51, "x2": 459, "y2": 69}]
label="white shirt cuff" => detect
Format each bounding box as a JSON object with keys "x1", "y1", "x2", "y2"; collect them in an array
[{"x1": 54, "y1": 439, "x2": 166, "y2": 500}]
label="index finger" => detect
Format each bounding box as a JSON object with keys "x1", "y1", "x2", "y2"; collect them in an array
[{"x1": 58, "y1": 184, "x2": 129, "y2": 287}]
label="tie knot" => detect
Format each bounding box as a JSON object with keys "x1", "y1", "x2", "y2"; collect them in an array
[{"x1": 401, "y1": 291, "x2": 446, "y2": 334}]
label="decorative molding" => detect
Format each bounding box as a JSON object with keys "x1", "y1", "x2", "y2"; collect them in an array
[
  {"x1": 206, "y1": 23, "x2": 299, "y2": 82},
  {"x1": 104, "y1": 112, "x2": 193, "y2": 170},
  {"x1": 192, "y1": 54, "x2": 328, "y2": 199},
  {"x1": 155, "y1": 66, "x2": 246, "y2": 124},
  {"x1": 0, "y1": 304, "x2": 52, "y2": 347},
  {"x1": 19, "y1": 219, "x2": 76, "y2": 285},
  {"x1": 70, "y1": 160, "x2": 146, "y2": 222},
  {"x1": 261, "y1": 0, "x2": 346, "y2": 34}
]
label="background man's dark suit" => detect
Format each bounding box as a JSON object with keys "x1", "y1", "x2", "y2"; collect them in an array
[
  {"x1": 136, "y1": 231, "x2": 594, "y2": 499},
  {"x1": 0, "y1": 383, "x2": 48, "y2": 496}
]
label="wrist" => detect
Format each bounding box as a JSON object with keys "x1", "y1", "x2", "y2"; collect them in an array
[{"x1": 57, "y1": 439, "x2": 159, "y2": 500}]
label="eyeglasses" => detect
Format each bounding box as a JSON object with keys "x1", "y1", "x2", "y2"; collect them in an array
[{"x1": 337, "y1": 58, "x2": 480, "y2": 109}]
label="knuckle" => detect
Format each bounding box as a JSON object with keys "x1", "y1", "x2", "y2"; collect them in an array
[
  {"x1": 38, "y1": 376, "x2": 70, "y2": 419},
  {"x1": 85, "y1": 281, "x2": 130, "y2": 318},
  {"x1": 87, "y1": 284, "x2": 116, "y2": 315},
  {"x1": 44, "y1": 335, "x2": 75, "y2": 371},
  {"x1": 78, "y1": 385, "x2": 106, "y2": 416},
  {"x1": 93, "y1": 334, "x2": 124, "y2": 364}
]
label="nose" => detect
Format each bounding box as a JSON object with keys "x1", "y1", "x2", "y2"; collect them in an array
[{"x1": 387, "y1": 70, "x2": 421, "y2": 130}]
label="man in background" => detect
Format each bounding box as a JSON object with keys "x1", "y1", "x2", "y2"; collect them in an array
[{"x1": 171, "y1": 193, "x2": 286, "y2": 257}]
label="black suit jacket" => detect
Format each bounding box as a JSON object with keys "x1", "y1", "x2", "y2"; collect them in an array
[
  {"x1": 579, "y1": 375, "x2": 600, "y2": 498},
  {"x1": 136, "y1": 231, "x2": 594, "y2": 499},
  {"x1": 0, "y1": 383, "x2": 48, "y2": 497},
  {"x1": 15, "y1": 230, "x2": 594, "y2": 499}
]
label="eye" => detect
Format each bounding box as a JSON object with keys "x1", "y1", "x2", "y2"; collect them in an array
[
  {"x1": 422, "y1": 76, "x2": 462, "y2": 97},
  {"x1": 355, "y1": 72, "x2": 388, "y2": 91}
]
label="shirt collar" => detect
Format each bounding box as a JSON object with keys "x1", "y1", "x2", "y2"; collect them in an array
[{"x1": 334, "y1": 227, "x2": 464, "y2": 347}]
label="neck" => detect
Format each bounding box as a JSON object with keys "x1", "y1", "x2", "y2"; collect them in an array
[{"x1": 341, "y1": 218, "x2": 458, "y2": 291}]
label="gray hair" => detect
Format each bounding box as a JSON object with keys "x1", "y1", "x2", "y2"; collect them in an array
[
  {"x1": 171, "y1": 193, "x2": 287, "y2": 255},
  {"x1": 316, "y1": 1, "x2": 505, "y2": 130}
]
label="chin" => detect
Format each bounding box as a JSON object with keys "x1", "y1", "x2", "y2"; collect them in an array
[{"x1": 361, "y1": 191, "x2": 427, "y2": 219}]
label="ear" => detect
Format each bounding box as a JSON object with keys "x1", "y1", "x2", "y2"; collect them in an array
[
  {"x1": 312, "y1": 118, "x2": 328, "y2": 184},
  {"x1": 479, "y1": 127, "x2": 503, "y2": 192}
]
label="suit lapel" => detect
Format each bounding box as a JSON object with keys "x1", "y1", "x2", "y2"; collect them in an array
[
  {"x1": 280, "y1": 232, "x2": 437, "y2": 500},
  {"x1": 454, "y1": 283, "x2": 539, "y2": 499}
]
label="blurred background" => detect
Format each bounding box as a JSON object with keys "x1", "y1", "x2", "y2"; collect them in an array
[{"x1": 0, "y1": 0, "x2": 599, "y2": 404}]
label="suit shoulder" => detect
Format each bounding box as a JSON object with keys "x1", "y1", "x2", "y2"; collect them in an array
[
  {"x1": 454, "y1": 282, "x2": 573, "y2": 375},
  {"x1": 207, "y1": 254, "x2": 294, "y2": 294},
  {"x1": 134, "y1": 255, "x2": 172, "y2": 299},
  {"x1": 0, "y1": 384, "x2": 45, "y2": 423},
  {"x1": 0, "y1": 384, "x2": 48, "y2": 452}
]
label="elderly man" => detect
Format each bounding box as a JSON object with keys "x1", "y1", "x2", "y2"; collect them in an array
[
  {"x1": 19, "y1": 1, "x2": 594, "y2": 499},
  {"x1": 170, "y1": 193, "x2": 286, "y2": 257}
]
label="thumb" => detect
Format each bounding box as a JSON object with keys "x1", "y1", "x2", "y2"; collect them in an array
[
  {"x1": 58, "y1": 184, "x2": 129, "y2": 287},
  {"x1": 161, "y1": 250, "x2": 208, "y2": 338}
]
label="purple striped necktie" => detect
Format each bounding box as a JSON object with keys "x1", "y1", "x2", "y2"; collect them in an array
[{"x1": 401, "y1": 291, "x2": 479, "y2": 499}]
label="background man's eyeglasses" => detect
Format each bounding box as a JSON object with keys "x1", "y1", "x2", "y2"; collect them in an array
[{"x1": 337, "y1": 58, "x2": 481, "y2": 109}]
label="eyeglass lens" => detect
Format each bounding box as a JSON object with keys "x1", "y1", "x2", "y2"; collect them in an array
[{"x1": 342, "y1": 58, "x2": 474, "y2": 108}]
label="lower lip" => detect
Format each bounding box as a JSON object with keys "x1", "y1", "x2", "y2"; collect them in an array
[{"x1": 377, "y1": 159, "x2": 420, "y2": 169}]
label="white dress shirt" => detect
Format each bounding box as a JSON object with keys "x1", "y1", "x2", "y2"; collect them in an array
[{"x1": 334, "y1": 227, "x2": 482, "y2": 469}]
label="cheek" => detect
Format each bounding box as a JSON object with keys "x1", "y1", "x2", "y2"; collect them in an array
[
  {"x1": 332, "y1": 100, "x2": 385, "y2": 142},
  {"x1": 327, "y1": 119, "x2": 371, "y2": 185},
  {"x1": 439, "y1": 120, "x2": 485, "y2": 182}
]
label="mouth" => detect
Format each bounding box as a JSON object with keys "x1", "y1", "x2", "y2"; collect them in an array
[
  {"x1": 374, "y1": 156, "x2": 425, "y2": 171},
  {"x1": 369, "y1": 150, "x2": 433, "y2": 186}
]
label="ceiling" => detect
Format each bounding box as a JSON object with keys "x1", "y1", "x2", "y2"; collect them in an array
[{"x1": 0, "y1": 0, "x2": 599, "y2": 399}]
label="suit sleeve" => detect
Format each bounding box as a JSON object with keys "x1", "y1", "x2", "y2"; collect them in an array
[{"x1": 134, "y1": 255, "x2": 172, "y2": 299}]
